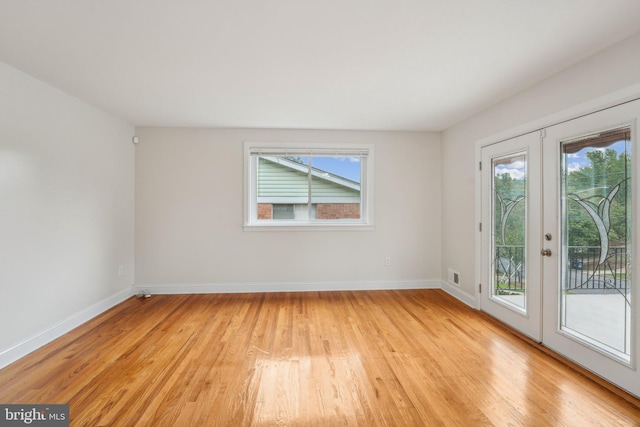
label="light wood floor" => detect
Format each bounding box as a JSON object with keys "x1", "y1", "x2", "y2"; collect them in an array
[{"x1": 1, "y1": 290, "x2": 639, "y2": 426}]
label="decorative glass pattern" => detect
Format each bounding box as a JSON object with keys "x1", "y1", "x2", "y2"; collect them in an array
[
  {"x1": 492, "y1": 153, "x2": 527, "y2": 311},
  {"x1": 561, "y1": 127, "x2": 632, "y2": 362}
]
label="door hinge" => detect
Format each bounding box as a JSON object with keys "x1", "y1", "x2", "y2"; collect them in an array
[
  {"x1": 479, "y1": 222, "x2": 482, "y2": 232},
  {"x1": 479, "y1": 283, "x2": 482, "y2": 294},
  {"x1": 479, "y1": 161, "x2": 482, "y2": 171}
]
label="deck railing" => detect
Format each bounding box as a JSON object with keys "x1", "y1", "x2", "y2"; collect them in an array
[
  {"x1": 494, "y1": 245, "x2": 629, "y2": 295},
  {"x1": 566, "y1": 246, "x2": 629, "y2": 294},
  {"x1": 495, "y1": 246, "x2": 525, "y2": 292}
]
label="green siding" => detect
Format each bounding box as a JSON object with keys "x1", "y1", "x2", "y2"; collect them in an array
[
  {"x1": 258, "y1": 157, "x2": 359, "y2": 198},
  {"x1": 311, "y1": 176, "x2": 359, "y2": 197}
]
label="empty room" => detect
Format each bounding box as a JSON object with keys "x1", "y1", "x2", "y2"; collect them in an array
[{"x1": 1, "y1": 0, "x2": 640, "y2": 425}]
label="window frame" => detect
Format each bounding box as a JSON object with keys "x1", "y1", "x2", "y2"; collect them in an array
[{"x1": 243, "y1": 142, "x2": 374, "y2": 231}]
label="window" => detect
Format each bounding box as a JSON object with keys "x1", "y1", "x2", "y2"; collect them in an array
[{"x1": 244, "y1": 142, "x2": 374, "y2": 229}]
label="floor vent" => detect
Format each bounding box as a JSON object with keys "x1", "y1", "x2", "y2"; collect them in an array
[{"x1": 448, "y1": 268, "x2": 460, "y2": 286}]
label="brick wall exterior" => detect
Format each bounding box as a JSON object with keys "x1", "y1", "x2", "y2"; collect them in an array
[
  {"x1": 257, "y1": 203, "x2": 273, "y2": 219},
  {"x1": 257, "y1": 203, "x2": 360, "y2": 220},
  {"x1": 317, "y1": 203, "x2": 360, "y2": 219}
]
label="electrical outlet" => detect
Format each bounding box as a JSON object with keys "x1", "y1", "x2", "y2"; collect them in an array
[{"x1": 385, "y1": 257, "x2": 391, "y2": 266}]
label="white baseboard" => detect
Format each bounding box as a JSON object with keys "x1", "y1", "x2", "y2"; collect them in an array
[
  {"x1": 440, "y1": 280, "x2": 479, "y2": 309},
  {"x1": 135, "y1": 279, "x2": 440, "y2": 295},
  {"x1": 0, "y1": 286, "x2": 134, "y2": 370}
]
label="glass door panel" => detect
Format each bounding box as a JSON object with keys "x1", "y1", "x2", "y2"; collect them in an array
[
  {"x1": 560, "y1": 127, "x2": 632, "y2": 363},
  {"x1": 492, "y1": 153, "x2": 527, "y2": 312}
]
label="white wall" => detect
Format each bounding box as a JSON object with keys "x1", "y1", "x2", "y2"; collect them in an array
[
  {"x1": 0, "y1": 62, "x2": 135, "y2": 363},
  {"x1": 441, "y1": 32, "x2": 640, "y2": 301},
  {"x1": 135, "y1": 127, "x2": 440, "y2": 291}
]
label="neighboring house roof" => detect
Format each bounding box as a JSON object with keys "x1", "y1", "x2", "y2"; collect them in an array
[{"x1": 258, "y1": 156, "x2": 360, "y2": 203}]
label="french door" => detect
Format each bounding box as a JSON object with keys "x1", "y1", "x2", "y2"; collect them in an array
[
  {"x1": 480, "y1": 99, "x2": 640, "y2": 397},
  {"x1": 480, "y1": 131, "x2": 542, "y2": 341}
]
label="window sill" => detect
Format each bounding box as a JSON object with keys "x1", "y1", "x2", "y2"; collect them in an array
[{"x1": 243, "y1": 221, "x2": 375, "y2": 232}]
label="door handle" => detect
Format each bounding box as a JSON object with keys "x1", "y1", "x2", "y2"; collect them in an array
[{"x1": 540, "y1": 249, "x2": 552, "y2": 257}]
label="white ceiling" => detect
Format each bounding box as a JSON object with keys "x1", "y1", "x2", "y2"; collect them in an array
[{"x1": 1, "y1": 1, "x2": 640, "y2": 131}]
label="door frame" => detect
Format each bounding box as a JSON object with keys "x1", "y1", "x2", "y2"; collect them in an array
[{"x1": 475, "y1": 88, "x2": 640, "y2": 398}]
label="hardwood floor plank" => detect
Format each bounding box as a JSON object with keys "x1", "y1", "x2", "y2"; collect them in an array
[{"x1": 0, "y1": 290, "x2": 638, "y2": 426}]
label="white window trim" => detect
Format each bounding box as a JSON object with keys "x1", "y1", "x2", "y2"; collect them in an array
[{"x1": 244, "y1": 141, "x2": 375, "y2": 231}]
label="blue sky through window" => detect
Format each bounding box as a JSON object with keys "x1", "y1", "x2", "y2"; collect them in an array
[
  {"x1": 565, "y1": 140, "x2": 629, "y2": 173},
  {"x1": 297, "y1": 156, "x2": 362, "y2": 183},
  {"x1": 495, "y1": 140, "x2": 629, "y2": 180}
]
